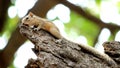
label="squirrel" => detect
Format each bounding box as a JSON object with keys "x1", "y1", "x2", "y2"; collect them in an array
[
  {"x1": 21, "y1": 12, "x2": 62, "y2": 39},
  {"x1": 21, "y1": 12, "x2": 117, "y2": 66}
]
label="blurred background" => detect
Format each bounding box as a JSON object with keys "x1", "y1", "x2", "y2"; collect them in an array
[{"x1": 1, "y1": 0, "x2": 120, "y2": 68}]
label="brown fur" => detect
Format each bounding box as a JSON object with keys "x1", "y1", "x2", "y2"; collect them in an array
[{"x1": 22, "y1": 12, "x2": 62, "y2": 39}]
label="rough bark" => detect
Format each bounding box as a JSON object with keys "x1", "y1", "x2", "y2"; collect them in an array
[
  {"x1": 20, "y1": 24, "x2": 119, "y2": 68},
  {"x1": 103, "y1": 41, "x2": 120, "y2": 67}
]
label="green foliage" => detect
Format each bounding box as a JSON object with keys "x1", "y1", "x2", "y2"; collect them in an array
[
  {"x1": 95, "y1": 0, "x2": 101, "y2": 6},
  {"x1": 109, "y1": 29, "x2": 119, "y2": 41},
  {"x1": 9, "y1": 62, "x2": 15, "y2": 68},
  {"x1": 116, "y1": 1, "x2": 120, "y2": 13},
  {"x1": 64, "y1": 11, "x2": 100, "y2": 46},
  {"x1": 3, "y1": 15, "x2": 19, "y2": 38}
]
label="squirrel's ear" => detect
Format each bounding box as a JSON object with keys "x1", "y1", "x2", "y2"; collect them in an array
[{"x1": 29, "y1": 12, "x2": 34, "y2": 17}]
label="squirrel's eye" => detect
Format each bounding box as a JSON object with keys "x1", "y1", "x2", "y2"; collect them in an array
[{"x1": 26, "y1": 17, "x2": 29, "y2": 20}]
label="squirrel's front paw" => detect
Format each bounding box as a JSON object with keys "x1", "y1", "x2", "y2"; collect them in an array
[{"x1": 30, "y1": 25, "x2": 40, "y2": 31}]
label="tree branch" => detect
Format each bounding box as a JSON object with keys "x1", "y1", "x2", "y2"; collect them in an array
[
  {"x1": 60, "y1": 0, "x2": 120, "y2": 32},
  {"x1": 20, "y1": 20, "x2": 118, "y2": 68},
  {"x1": 60, "y1": 0, "x2": 120, "y2": 47},
  {"x1": 103, "y1": 41, "x2": 120, "y2": 67},
  {"x1": 0, "y1": 0, "x2": 11, "y2": 32}
]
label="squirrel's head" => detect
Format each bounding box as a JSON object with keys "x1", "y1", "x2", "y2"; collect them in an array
[{"x1": 21, "y1": 12, "x2": 43, "y2": 29}]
